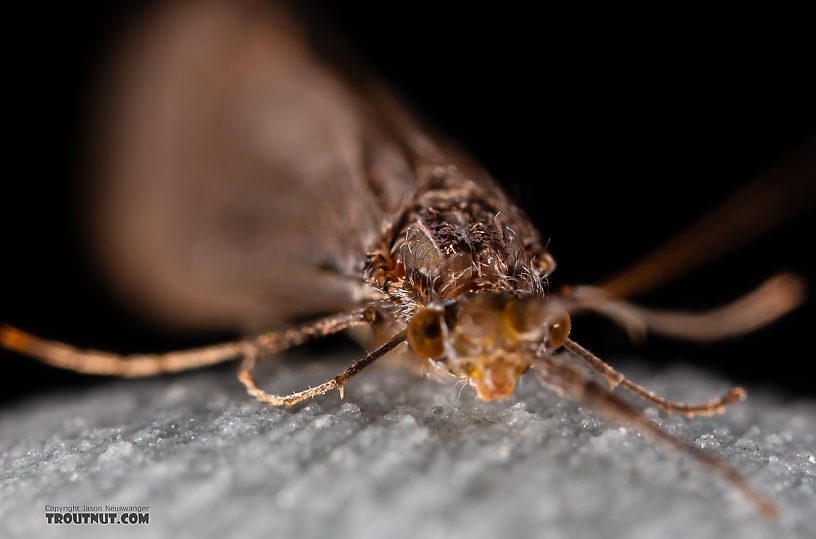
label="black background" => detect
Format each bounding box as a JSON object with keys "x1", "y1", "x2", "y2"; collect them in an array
[{"x1": 2, "y1": 1, "x2": 814, "y2": 406}]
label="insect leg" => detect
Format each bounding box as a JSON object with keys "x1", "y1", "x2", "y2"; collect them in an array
[
  {"x1": 562, "y1": 339, "x2": 745, "y2": 417},
  {"x1": 0, "y1": 325, "x2": 245, "y2": 377},
  {"x1": 250, "y1": 309, "x2": 371, "y2": 353},
  {"x1": 0, "y1": 309, "x2": 369, "y2": 377},
  {"x1": 566, "y1": 273, "x2": 805, "y2": 343},
  {"x1": 532, "y1": 354, "x2": 779, "y2": 519},
  {"x1": 237, "y1": 329, "x2": 407, "y2": 407}
]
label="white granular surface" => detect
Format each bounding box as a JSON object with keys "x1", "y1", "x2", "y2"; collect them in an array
[{"x1": 1, "y1": 349, "x2": 814, "y2": 539}]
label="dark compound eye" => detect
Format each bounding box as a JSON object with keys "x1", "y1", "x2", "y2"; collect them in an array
[
  {"x1": 407, "y1": 309, "x2": 445, "y2": 358},
  {"x1": 423, "y1": 320, "x2": 441, "y2": 339}
]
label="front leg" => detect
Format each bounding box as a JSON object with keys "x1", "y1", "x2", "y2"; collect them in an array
[
  {"x1": 237, "y1": 329, "x2": 408, "y2": 407},
  {"x1": 0, "y1": 309, "x2": 370, "y2": 377}
]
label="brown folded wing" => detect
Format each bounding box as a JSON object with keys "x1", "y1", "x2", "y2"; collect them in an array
[{"x1": 87, "y1": 0, "x2": 417, "y2": 332}]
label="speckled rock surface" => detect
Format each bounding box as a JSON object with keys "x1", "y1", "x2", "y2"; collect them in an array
[{"x1": 1, "y1": 349, "x2": 814, "y2": 539}]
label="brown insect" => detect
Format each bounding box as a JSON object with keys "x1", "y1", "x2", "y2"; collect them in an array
[{"x1": 2, "y1": 0, "x2": 814, "y2": 519}]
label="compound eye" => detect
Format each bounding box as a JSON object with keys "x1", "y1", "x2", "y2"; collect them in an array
[
  {"x1": 545, "y1": 306, "x2": 571, "y2": 349},
  {"x1": 407, "y1": 309, "x2": 445, "y2": 358}
]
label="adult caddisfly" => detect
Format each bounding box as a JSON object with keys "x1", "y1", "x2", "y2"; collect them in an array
[{"x1": 2, "y1": 0, "x2": 814, "y2": 519}]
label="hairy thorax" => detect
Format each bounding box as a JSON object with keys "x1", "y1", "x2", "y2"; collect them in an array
[{"x1": 364, "y1": 163, "x2": 551, "y2": 323}]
